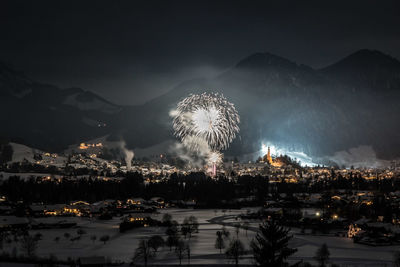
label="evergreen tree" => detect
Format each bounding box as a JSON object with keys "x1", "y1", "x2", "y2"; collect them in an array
[{"x1": 251, "y1": 219, "x2": 297, "y2": 267}]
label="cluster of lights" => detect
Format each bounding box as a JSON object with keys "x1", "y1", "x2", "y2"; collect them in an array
[{"x1": 79, "y1": 142, "x2": 103, "y2": 150}]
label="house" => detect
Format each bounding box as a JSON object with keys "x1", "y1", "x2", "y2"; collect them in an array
[
  {"x1": 30, "y1": 204, "x2": 65, "y2": 216},
  {"x1": 64, "y1": 201, "x2": 91, "y2": 216},
  {"x1": 127, "y1": 198, "x2": 145, "y2": 205},
  {"x1": 302, "y1": 208, "x2": 323, "y2": 219},
  {"x1": 43, "y1": 204, "x2": 65, "y2": 216},
  {"x1": 119, "y1": 213, "x2": 152, "y2": 232},
  {"x1": 150, "y1": 197, "x2": 165, "y2": 206}
]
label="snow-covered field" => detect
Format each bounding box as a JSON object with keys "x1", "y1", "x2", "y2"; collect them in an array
[
  {"x1": 3, "y1": 209, "x2": 399, "y2": 266},
  {"x1": 8, "y1": 143, "x2": 39, "y2": 164}
]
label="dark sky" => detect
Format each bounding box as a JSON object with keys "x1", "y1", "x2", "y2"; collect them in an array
[{"x1": 1, "y1": 0, "x2": 399, "y2": 105}]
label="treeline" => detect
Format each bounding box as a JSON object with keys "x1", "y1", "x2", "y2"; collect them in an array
[
  {"x1": 0, "y1": 172, "x2": 269, "y2": 205},
  {"x1": 1, "y1": 172, "x2": 144, "y2": 204},
  {"x1": 2, "y1": 169, "x2": 400, "y2": 205}
]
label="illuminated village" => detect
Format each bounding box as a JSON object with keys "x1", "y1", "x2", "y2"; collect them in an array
[
  {"x1": 2, "y1": 0, "x2": 400, "y2": 265},
  {"x1": 0, "y1": 140, "x2": 400, "y2": 266}
]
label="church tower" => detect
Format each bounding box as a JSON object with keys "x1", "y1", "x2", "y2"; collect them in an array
[{"x1": 267, "y1": 146, "x2": 272, "y2": 164}]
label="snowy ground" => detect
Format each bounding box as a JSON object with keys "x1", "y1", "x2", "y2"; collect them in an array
[{"x1": 2, "y1": 209, "x2": 398, "y2": 266}]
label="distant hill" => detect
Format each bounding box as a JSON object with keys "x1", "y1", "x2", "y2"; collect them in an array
[
  {"x1": 1, "y1": 49, "x2": 400, "y2": 161},
  {"x1": 0, "y1": 63, "x2": 119, "y2": 151}
]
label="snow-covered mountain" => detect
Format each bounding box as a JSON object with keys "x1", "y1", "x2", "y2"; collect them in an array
[
  {"x1": 0, "y1": 64, "x2": 119, "y2": 151},
  {"x1": 1, "y1": 49, "x2": 400, "y2": 161}
]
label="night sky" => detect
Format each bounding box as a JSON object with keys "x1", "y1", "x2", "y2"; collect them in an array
[{"x1": 1, "y1": 0, "x2": 399, "y2": 105}]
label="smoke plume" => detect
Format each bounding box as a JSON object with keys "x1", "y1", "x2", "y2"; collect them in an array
[
  {"x1": 328, "y1": 145, "x2": 390, "y2": 168},
  {"x1": 118, "y1": 140, "x2": 134, "y2": 170}
]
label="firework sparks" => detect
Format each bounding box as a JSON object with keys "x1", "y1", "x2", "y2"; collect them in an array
[
  {"x1": 207, "y1": 151, "x2": 223, "y2": 176},
  {"x1": 172, "y1": 92, "x2": 240, "y2": 151},
  {"x1": 207, "y1": 151, "x2": 223, "y2": 165}
]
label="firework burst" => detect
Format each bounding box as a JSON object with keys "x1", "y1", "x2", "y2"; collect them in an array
[
  {"x1": 206, "y1": 151, "x2": 223, "y2": 166},
  {"x1": 172, "y1": 92, "x2": 240, "y2": 151}
]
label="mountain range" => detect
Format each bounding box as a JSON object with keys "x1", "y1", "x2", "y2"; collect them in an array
[{"x1": 1, "y1": 49, "x2": 400, "y2": 162}]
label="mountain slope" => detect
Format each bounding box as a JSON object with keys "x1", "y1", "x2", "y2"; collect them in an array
[
  {"x1": 321, "y1": 49, "x2": 400, "y2": 92},
  {"x1": 0, "y1": 62, "x2": 119, "y2": 151},
  {"x1": 1, "y1": 50, "x2": 400, "y2": 160},
  {"x1": 118, "y1": 51, "x2": 400, "y2": 159}
]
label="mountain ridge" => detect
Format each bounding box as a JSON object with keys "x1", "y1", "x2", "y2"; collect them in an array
[
  {"x1": 321, "y1": 49, "x2": 400, "y2": 92},
  {"x1": 1, "y1": 49, "x2": 399, "y2": 160}
]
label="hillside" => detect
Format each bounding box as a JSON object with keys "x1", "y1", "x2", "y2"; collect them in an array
[{"x1": 1, "y1": 49, "x2": 400, "y2": 161}]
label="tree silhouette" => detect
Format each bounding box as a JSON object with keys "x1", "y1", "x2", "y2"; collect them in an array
[
  {"x1": 90, "y1": 235, "x2": 97, "y2": 244},
  {"x1": 149, "y1": 235, "x2": 164, "y2": 253},
  {"x1": 166, "y1": 220, "x2": 180, "y2": 250},
  {"x1": 181, "y1": 216, "x2": 199, "y2": 239},
  {"x1": 251, "y1": 219, "x2": 297, "y2": 267},
  {"x1": 99, "y1": 235, "x2": 110, "y2": 244},
  {"x1": 243, "y1": 221, "x2": 250, "y2": 236},
  {"x1": 63, "y1": 232, "x2": 70, "y2": 240},
  {"x1": 314, "y1": 243, "x2": 330, "y2": 267},
  {"x1": 175, "y1": 239, "x2": 187, "y2": 266},
  {"x1": 222, "y1": 226, "x2": 230, "y2": 239},
  {"x1": 186, "y1": 242, "x2": 191, "y2": 265},
  {"x1": 133, "y1": 239, "x2": 154, "y2": 267},
  {"x1": 215, "y1": 231, "x2": 225, "y2": 254},
  {"x1": 234, "y1": 223, "x2": 241, "y2": 237},
  {"x1": 77, "y1": 229, "x2": 86, "y2": 236},
  {"x1": 20, "y1": 235, "x2": 38, "y2": 258},
  {"x1": 162, "y1": 213, "x2": 173, "y2": 226},
  {"x1": 225, "y1": 238, "x2": 245, "y2": 267}
]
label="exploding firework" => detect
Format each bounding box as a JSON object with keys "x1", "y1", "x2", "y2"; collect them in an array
[
  {"x1": 172, "y1": 93, "x2": 240, "y2": 151},
  {"x1": 207, "y1": 151, "x2": 223, "y2": 165}
]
